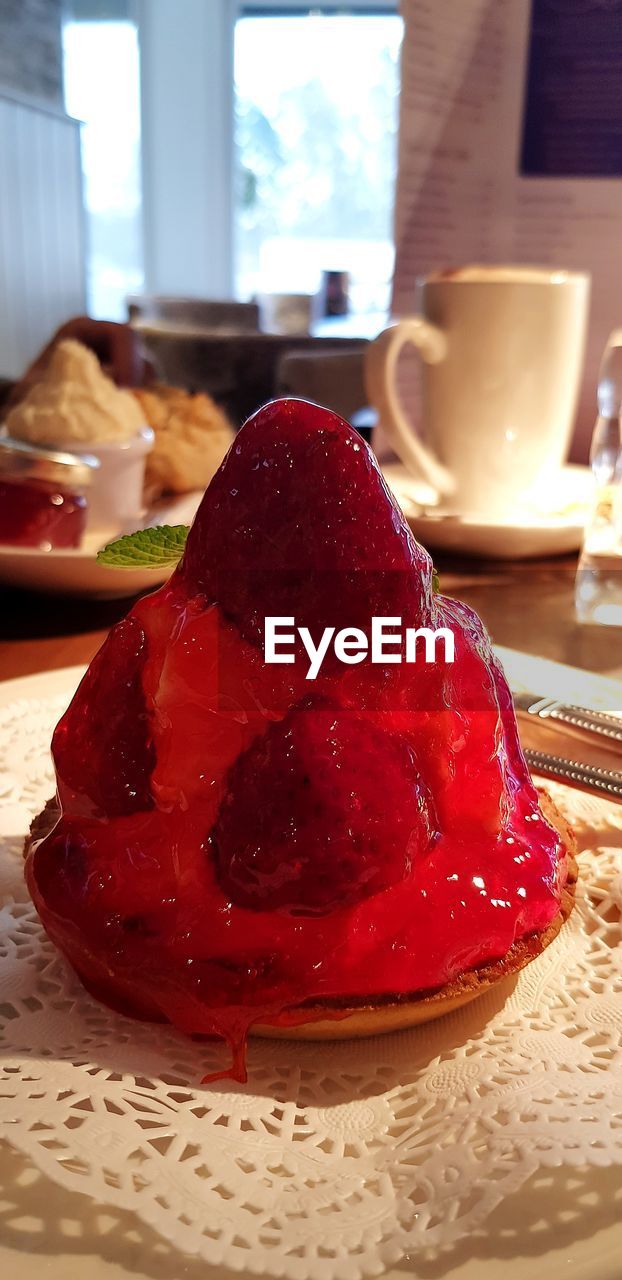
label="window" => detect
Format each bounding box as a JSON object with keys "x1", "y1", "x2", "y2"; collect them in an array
[
  {"x1": 61, "y1": 2, "x2": 402, "y2": 317},
  {"x1": 62, "y1": 8, "x2": 144, "y2": 319},
  {"x1": 234, "y1": 6, "x2": 403, "y2": 314}
]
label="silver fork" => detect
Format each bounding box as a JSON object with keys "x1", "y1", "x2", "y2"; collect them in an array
[
  {"x1": 514, "y1": 691, "x2": 622, "y2": 745},
  {"x1": 524, "y1": 748, "x2": 622, "y2": 801}
]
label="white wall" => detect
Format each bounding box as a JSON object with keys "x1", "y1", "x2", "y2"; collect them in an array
[
  {"x1": 0, "y1": 93, "x2": 85, "y2": 377},
  {"x1": 136, "y1": 0, "x2": 235, "y2": 299}
]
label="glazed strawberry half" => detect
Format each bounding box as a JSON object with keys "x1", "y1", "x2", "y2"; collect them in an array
[{"x1": 25, "y1": 398, "x2": 572, "y2": 1081}]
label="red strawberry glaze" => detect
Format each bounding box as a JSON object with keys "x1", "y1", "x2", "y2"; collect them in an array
[{"x1": 25, "y1": 399, "x2": 569, "y2": 1082}]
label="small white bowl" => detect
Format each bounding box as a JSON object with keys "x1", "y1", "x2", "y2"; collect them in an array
[{"x1": 54, "y1": 426, "x2": 154, "y2": 534}]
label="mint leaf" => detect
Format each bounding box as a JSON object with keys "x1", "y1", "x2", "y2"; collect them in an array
[
  {"x1": 97, "y1": 524, "x2": 189, "y2": 569},
  {"x1": 432, "y1": 568, "x2": 440, "y2": 593}
]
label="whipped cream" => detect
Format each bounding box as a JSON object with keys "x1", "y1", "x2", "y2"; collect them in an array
[{"x1": 6, "y1": 340, "x2": 145, "y2": 446}]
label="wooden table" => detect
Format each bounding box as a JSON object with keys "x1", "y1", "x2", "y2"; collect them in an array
[
  {"x1": 1, "y1": 553, "x2": 620, "y2": 768},
  {"x1": 1, "y1": 554, "x2": 619, "y2": 678}
]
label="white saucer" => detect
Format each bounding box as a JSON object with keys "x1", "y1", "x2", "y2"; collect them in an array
[
  {"x1": 0, "y1": 490, "x2": 203, "y2": 598},
  {"x1": 382, "y1": 462, "x2": 593, "y2": 560}
]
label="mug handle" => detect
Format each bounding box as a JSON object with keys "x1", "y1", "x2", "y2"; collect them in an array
[{"x1": 365, "y1": 319, "x2": 456, "y2": 497}]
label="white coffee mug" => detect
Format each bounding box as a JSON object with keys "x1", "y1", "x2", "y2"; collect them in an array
[{"x1": 365, "y1": 266, "x2": 590, "y2": 515}]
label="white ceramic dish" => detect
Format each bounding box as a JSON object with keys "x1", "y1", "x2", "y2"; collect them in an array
[
  {"x1": 52, "y1": 425, "x2": 155, "y2": 532},
  {"x1": 0, "y1": 490, "x2": 203, "y2": 598},
  {"x1": 382, "y1": 462, "x2": 593, "y2": 559}
]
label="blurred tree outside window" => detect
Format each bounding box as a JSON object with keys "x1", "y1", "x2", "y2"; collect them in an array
[{"x1": 234, "y1": 12, "x2": 403, "y2": 313}]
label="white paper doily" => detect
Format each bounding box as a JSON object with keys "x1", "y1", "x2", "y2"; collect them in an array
[{"x1": 1, "y1": 686, "x2": 622, "y2": 1280}]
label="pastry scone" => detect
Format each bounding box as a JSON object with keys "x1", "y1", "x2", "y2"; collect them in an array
[
  {"x1": 24, "y1": 398, "x2": 576, "y2": 1082},
  {"x1": 133, "y1": 383, "x2": 234, "y2": 500}
]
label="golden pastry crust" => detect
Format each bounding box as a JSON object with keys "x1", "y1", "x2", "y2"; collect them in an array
[
  {"x1": 132, "y1": 384, "x2": 234, "y2": 500},
  {"x1": 25, "y1": 793, "x2": 577, "y2": 1041}
]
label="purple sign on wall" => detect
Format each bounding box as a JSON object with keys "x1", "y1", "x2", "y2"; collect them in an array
[{"x1": 521, "y1": 0, "x2": 622, "y2": 178}]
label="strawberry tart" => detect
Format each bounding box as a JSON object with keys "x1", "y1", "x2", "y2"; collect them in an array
[{"x1": 25, "y1": 399, "x2": 576, "y2": 1081}]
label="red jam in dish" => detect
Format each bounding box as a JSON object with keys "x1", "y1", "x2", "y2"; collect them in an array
[
  {"x1": 0, "y1": 477, "x2": 87, "y2": 549},
  {"x1": 26, "y1": 398, "x2": 568, "y2": 1081}
]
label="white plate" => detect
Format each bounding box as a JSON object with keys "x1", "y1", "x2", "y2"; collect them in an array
[
  {"x1": 382, "y1": 462, "x2": 593, "y2": 559},
  {"x1": 0, "y1": 490, "x2": 203, "y2": 598}
]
